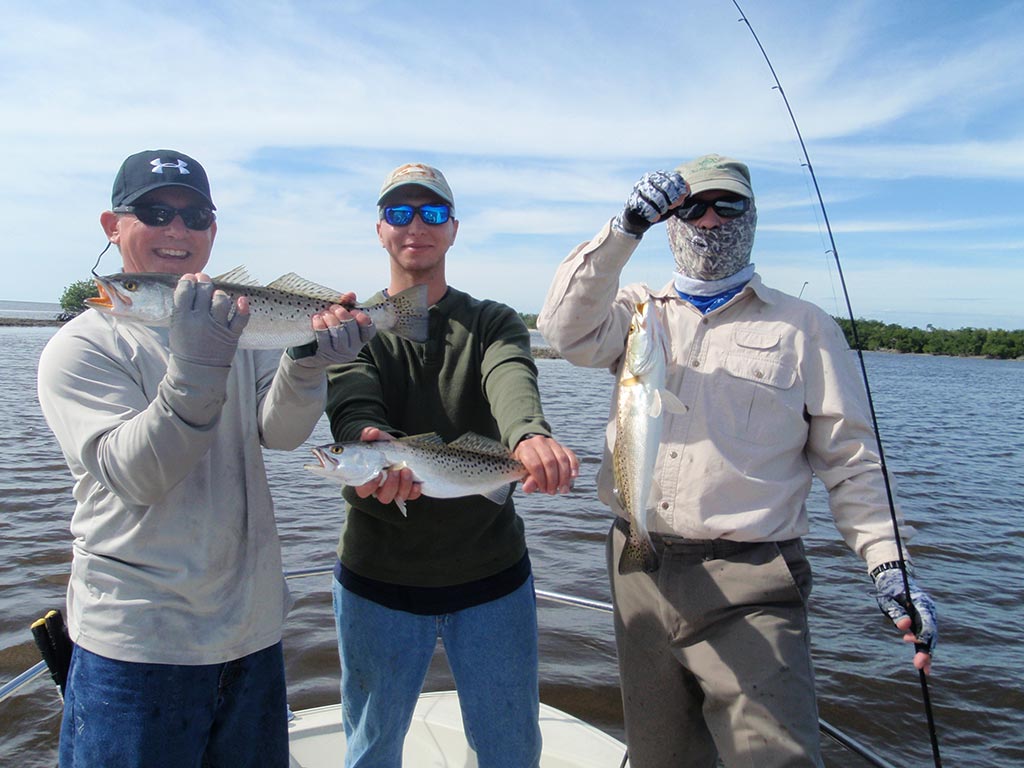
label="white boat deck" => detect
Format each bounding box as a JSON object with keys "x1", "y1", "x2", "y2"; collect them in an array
[{"x1": 288, "y1": 690, "x2": 628, "y2": 767}]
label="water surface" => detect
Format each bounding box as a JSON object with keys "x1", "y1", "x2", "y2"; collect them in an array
[{"x1": 2, "y1": 326, "x2": 1022, "y2": 766}]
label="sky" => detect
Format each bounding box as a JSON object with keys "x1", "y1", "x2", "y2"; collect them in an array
[{"x1": 3, "y1": 0, "x2": 1023, "y2": 330}]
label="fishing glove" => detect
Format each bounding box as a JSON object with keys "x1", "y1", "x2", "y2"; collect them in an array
[
  {"x1": 614, "y1": 170, "x2": 689, "y2": 237},
  {"x1": 871, "y1": 562, "x2": 938, "y2": 655},
  {"x1": 290, "y1": 320, "x2": 378, "y2": 369},
  {"x1": 169, "y1": 277, "x2": 248, "y2": 368}
]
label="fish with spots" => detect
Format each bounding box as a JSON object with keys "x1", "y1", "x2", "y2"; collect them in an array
[
  {"x1": 85, "y1": 266, "x2": 430, "y2": 347},
  {"x1": 305, "y1": 432, "x2": 527, "y2": 515},
  {"x1": 613, "y1": 299, "x2": 686, "y2": 574}
]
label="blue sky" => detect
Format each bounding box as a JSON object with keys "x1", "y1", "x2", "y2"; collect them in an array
[{"x1": 3, "y1": 1, "x2": 1022, "y2": 329}]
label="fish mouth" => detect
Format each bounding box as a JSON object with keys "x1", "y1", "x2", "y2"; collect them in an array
[
  {"x1": 84, "y1": 278, "x2": 118, "y2": 310},
  {"x1": 306, "y1": 446, "x2": 338, "y2": 471}
]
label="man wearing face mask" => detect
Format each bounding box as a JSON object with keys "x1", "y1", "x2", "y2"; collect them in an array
[{"x1": 538, "y1": 155, "x2": 937, "y2": 767}]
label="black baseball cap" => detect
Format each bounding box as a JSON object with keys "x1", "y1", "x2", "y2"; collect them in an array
[{"x1": 111, "y1": 149, "x2": 216, "y2": 209}]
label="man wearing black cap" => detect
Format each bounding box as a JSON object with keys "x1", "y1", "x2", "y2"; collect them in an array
[
  {"x1": 538, "y1": 155, "x2": 938, "y2": 767},
  {"x1": 324, "y1": 163, "x2": 579, "y2": 766},
  {"x1": 37, "y1": 149, "x2": 374, "y2": 767}
]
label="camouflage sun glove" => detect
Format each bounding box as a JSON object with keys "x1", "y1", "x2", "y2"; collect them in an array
[
  {"x1": 614, "y1": 170, "x2": 689, "y2": 237},
  {"x1": 290, "y1": 320, "x2": 378, "y2": 369},
  {"x1": 872, "y1": 562, "x2": 938, "y2": 655},
  {"x1": 169, "y1": 278, "x2": 249, "y2": 368}
]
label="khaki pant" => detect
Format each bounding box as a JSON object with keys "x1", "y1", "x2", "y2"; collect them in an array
[{"x1": 607, "y1": 520, "x2": 825, "y2": 768}]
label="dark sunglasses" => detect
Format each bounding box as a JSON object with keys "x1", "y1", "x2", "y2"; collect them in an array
[
  {"x1": 381, "y1": 204, "x2": 451, "y2": 227},
  {"x1": 673, "y1": 196, "x2": 750, "y2": 222},
  {"x1": 113, "y1": 204, "x2": 216, "y2": 231}
]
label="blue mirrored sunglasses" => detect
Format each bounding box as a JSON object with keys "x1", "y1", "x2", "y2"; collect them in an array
[
  {"x1": 381, "y1": 204, "x2": 451, "y2": 226},
  {"x1": 673, "y1": 196, "x2": 750, "y2": 222}
]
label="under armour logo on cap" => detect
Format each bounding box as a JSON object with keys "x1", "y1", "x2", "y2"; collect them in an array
[
  {"x1": 111, "y1": 149, "x2": 215, "y2": 209},
  {"x1": 150, "y1": 158, "x2": 191, "y2": 175}
]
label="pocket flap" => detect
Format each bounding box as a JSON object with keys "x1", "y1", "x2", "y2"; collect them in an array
[{"x1": 722, "y1": 352, "x2": 797, "y2": 389}]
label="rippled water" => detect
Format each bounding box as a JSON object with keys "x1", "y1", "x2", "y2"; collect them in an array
[{"x1": 2, "y1": 325, "x2": 1022, "y2": 766}]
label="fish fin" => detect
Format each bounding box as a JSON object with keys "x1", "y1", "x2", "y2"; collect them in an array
[
  {"x1": 383, "y1": 284, "x2": 430, "y2": 343},
  {"x1": 617, "y1": 522, "x2": 661, "y2": 575},
  {"x1": 398, "y1": 432, "x2": 445, "y2": 447},
  {"x1": 267, "y1": 273, "x2": 344, "y2": 303},
  {"x1": 448, "y1": 433, "x2": 512, "y2": 457},
  {"x1": 214, "y1": 266, "x2": 261, "y2": 286},
  {"x1": 611, "y1": 486, "x2": 626, "y2": 513},
  {"x1": 482, "y1": 483, "x2": 513, "y2": 506},
  {"x1": 659, "y1": 389, "x2": 687, "y2": 415},
  {"x1": 387, "y1": 283, "x2": 429, "y2": 306},
  {"x1": 649, "y1": 391, "x2": 664, "y2": 418}
]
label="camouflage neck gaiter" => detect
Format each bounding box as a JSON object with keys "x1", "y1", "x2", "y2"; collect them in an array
[{"x1": 666, "y1": 205, "x2": 757, "y2": 281}]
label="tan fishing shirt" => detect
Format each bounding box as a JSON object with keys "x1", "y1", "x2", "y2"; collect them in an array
[{"x1": 538, "y1": 222, "x2": 913, "y2": 573}]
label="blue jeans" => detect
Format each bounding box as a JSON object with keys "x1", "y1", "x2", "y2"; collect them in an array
[
  {"x1": 58, "y1": 642, "x2": 288, "y2": 768},
  {"x1": 332, "y1": 576, "x2": 541, "y2": 768}
]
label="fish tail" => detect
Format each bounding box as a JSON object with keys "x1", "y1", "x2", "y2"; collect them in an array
[
  {"x1": 384, "y1": 285, "x2": 429, "y2": 343},
  {"x1": 618, "y1": 522, "x2": 660, "y2": 575}
]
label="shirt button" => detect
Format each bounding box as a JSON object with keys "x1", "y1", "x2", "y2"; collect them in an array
[
  {"x1": 669, "y1": 451, "x2": 678, "y2": 458},
  {"x1": 702, "y1": 318, "x2": 709, "y2": 325},
  {"x1": 692, "y1": 360, "x2": 700, "y2": 368},
  {"x1": 755, "y1": 370, "x2": 764, "y2": 379},
  {"x1": 661, "y1": 502, "x2": 670, "y2": 510}
]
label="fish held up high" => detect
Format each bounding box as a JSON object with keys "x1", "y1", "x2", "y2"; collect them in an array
[
  {"x1": 85, "y1": 266, "x2": 430, "y2": 348},
  {"x1": 305, "y1": 432, "x2": 527, "y2": 516},
  {"x1": 612, "y1": 299, "x2": 686, "y2": 575}
]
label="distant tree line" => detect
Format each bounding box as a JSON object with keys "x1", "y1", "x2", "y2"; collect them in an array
[
  {"x1": 59, "y1": 284, "x2": 1022, "y2": 360},
  {"x1": 518, "y1": 313, "x2": 1023, "y2": 360},
  {"x1": 833, "y1": 318, "x2": 1024, "y2": 359}
]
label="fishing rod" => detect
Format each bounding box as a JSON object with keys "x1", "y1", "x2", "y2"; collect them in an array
[{"x1": 730, "y1": 2, "x2": 942, "y2": 765}]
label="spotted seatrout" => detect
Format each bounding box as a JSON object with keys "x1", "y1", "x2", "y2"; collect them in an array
[
  {"x1": 86, "y1": 266, "x2": 429, "y2": 347},
  {"x1": 613, "y1": 300, "x2": 685, "y2": 574},
  {"x1": 305, "y1": 432, "x2": 527, "y2": 515}
]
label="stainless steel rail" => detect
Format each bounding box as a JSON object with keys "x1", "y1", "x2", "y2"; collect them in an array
[
  {"x1": 0, "y1": 660, "x2": 48, "y2": 704},
  {"x1": 1, "y1": 567, "x2": 900, "y2": 768}
]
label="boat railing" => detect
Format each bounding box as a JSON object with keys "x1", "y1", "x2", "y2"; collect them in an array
[{"x1": 2, "y1": 567, "x2": 898, "y2": 768}]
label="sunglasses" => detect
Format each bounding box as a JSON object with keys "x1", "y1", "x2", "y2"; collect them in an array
[
  {"x1": 673, "y1": 196, "x2": 750, "y2": 222},
  {"x1": 381, "y1": 204, "x2": 451, "y2": 227},
  {"x1": 113, "y1": 204, "x2": 216, "y2": 231}
]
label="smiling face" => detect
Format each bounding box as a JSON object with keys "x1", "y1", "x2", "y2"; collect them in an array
[
  {"x1": 376, "y1": 189, "x2": 458, "y2": 283},
  {"x1": 100, "y1": 187, "x2": 217, "y2": 275}
]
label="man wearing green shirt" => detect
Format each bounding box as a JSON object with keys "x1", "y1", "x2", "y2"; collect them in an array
[{"x1": 326, "y1": 163, "x2": 578, "y2": 767}]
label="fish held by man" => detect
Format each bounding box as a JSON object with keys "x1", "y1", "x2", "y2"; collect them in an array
[
  {"x1": 85, "y1": 266, "x2": 430, "y2": 347},
  {"x1": 613, "y1": 299, "x2": 686, "y2": 575},
  {"x1": 305, "y1": 432, "x2": 527, "y2": 516}
]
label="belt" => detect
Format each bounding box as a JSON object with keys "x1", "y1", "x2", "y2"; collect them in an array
[{"x1": 614, "y1": 517, "x2": 796, "y2": 563}]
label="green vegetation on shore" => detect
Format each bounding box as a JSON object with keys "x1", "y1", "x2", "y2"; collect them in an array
[
  {"x1": 519, "y1": 313, "x2": 1024, "y2": 360},
  {"x1": 833, "y1": 318, "x2": 1024, "y2": 359},
  {"x1": 3, "y1": 302, "x2": 1019, "y2": 360}
]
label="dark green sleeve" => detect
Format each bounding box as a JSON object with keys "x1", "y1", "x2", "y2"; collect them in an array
[
  {"x1": 479, "y1": 303, "x2": 552, "y2": 448},
  {"x1": 325, "y1": 344, "x2": 396, "y2": 443}
]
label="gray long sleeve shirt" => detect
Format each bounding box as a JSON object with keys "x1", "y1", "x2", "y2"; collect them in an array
[{"x1": 37, "y1": 309, "x2": 327, "y2": 664}]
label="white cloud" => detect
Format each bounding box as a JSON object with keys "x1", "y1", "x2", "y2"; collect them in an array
[{"x1": 2, "y1": 1, "x2": 1023, "y2": 330}]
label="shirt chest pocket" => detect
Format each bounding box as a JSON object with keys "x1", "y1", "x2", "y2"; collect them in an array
[{"x1": 712, "y1": 331, "x2": 803, "y2": 445}]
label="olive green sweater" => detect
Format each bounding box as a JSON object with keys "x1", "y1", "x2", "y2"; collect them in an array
[{"x1": 326, "y1": 287, "x2": 552, "y2": 587}]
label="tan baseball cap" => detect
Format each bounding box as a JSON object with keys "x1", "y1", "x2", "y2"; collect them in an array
[
  {"x1": 377, "y1": 163, "x2": 455, "y2": 207},
  {"x1": 675, "y1": 154, "x2": 753, "y2": 199}
]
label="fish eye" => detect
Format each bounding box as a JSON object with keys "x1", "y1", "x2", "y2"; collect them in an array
[
  {"x1": 123, "y1": 279, "x2": 138, "y2": 291},
  {"x1": 329, "y1": 445, "x2": 344, "y2": 455}
]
